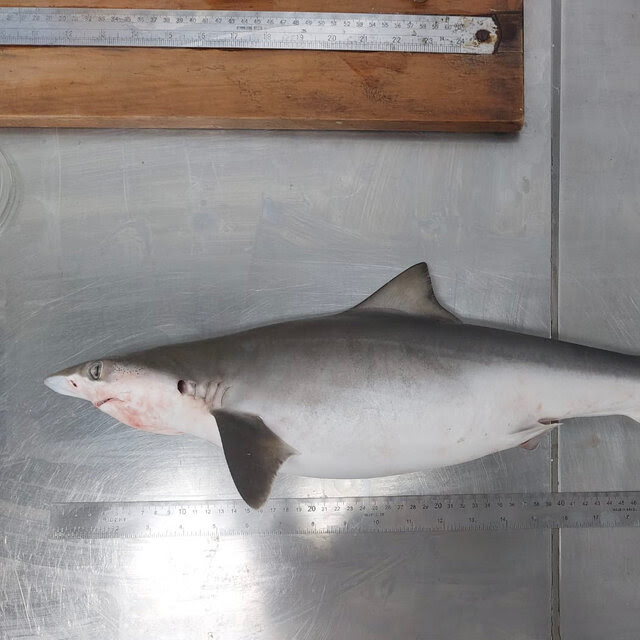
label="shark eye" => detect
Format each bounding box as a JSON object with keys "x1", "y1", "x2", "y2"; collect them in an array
[{"x1": 89, "y1": 361, "x2": 103, "y2": 381}]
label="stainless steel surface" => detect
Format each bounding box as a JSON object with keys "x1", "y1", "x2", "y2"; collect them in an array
[
  {"x1": 51, "y1": 492, "x2": 640, "y2": 539},
  {"x1": 0, "y1": 148, "x2": 16, "y2": 233},
  {"x1": 0, "y1": 1, "x2": 556, "y2": 637},
  {"x1": 558, "y1": 1, "x2": 640, "y2": 638},
  {"x1": 0, "y1": 8, "x2": 499, "y2": 54}
]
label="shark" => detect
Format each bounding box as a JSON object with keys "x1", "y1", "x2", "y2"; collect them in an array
[{"x1": 44, "y1": 263, "x2": 640, "y2": 508}]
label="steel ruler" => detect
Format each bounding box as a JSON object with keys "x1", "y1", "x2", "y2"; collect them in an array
[
  {"x1": 0, "y1": 7, "x2": 499, "y2": 54},
  {"x1": 50, "y1": 492, "x2": 640, "y2": 539}
]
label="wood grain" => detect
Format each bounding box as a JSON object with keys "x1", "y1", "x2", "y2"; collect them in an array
[{"x1": 0, "y1": 1, "x2": 524, "y2": 131}]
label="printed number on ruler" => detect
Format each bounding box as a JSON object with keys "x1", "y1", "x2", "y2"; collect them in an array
[
  {"x1": 0, "y1": 8, "x2": 500, "y2": 53},
  {"x1": 50, "y1": 492, "x2": 640, "y2": 539}
]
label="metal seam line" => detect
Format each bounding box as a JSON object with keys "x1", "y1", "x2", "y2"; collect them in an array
[{"x1": 550, "y1": 0, "x2": 563, "y2": 638}]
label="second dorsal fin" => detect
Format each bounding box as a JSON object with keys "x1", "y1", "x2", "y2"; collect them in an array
[{"x1": 351, "y1": 263, "x2": 460, "y2": 323}]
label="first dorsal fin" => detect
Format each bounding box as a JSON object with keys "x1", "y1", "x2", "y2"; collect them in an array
[{"x1": 351, "y1": 263, "x2": 460, "y2": 323}]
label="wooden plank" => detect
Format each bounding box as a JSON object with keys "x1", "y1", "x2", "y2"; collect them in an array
[
  {"x1": 0, "y1": 1, "x2": 524, "y2": 14},
  {"x1": 0, "y1": 1, "x2": 524, "y2": 131}
]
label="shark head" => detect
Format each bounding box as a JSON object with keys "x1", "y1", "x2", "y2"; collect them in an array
[{"x1": 44, "y1": 358, "x2": 188, "y2": 434}]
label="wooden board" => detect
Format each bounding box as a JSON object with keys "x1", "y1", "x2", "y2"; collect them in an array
[{"x1": 0, "y1": 1, "x2": 524, "y2": 131}]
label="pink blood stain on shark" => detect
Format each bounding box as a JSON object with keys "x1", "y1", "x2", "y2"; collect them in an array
[{"x1": 102, "y1": 396, "x2": 183, "y2": 435}]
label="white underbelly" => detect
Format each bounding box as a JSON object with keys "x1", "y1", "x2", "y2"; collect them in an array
[
  {"x1": 180, "y1": 366, "x2": 640, "y2": 480},
  {"x1": 264, "y1": 369, "x2": 640, "y2": 478},
  {"x1": 280, "y1": 408, "x2": 526, "y2": 478},
  {"x1": 256, "y1": 375, "x2": 537, "y2": 478}
]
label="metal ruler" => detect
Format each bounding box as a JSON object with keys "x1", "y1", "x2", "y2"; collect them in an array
[
  {"x1": 50, "y1": 492, "x2": 640, "y2": 539},
  {"x1": 0, "y1": 8, "x2": 499, "y2": 54}
]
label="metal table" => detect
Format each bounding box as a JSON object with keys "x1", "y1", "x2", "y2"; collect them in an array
[{"x1": 1, "y1": 1, "x2": 638, "y2": 637}]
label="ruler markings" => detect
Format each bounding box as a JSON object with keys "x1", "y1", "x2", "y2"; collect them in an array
[
  {"x1": 0, "y1": 7, "x2": 499, "y2": 54},
  {"x1": 50, "y1": 492, "x2": 640, "y2": 539}
]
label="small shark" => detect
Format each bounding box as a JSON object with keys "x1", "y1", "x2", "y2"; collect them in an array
[{"x1": 45, "y1": 264, "x2": 640, "y2": 508}]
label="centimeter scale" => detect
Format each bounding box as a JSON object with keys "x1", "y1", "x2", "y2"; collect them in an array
[
  {"x1": 51, "y1": 492, "x2": 640, "y2": 540},
  {"x1": 0, "y1": 7, "x2": 500, "y2": 54}
]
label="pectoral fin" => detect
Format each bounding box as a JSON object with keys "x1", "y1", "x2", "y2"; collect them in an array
[{"x1": 212, "y1": 409, "x2": 297, "y2": 509}]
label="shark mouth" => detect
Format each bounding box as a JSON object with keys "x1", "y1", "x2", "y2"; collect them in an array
[{"x1": 95, "y1": 397, "x2": 117, "y2": 408}]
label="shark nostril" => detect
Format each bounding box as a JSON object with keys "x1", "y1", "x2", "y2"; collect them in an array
[
  {"x1": 177, "y1": 380, "x2": 186, "y2": 394},
  {"x1": 70, "y1": 380, "x2": 78, "y2": 388}
]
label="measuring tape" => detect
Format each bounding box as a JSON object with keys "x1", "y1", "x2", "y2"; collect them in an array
[
  {"x1": 50, "y1": 492, "x2": 640, "y2": 539},
  {"x1": 0, "y1": 8, "x2": 499, "y2": 54}
]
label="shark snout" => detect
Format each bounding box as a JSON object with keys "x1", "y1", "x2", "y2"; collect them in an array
[{"x1": 44, "y1": 369, "x2": 82, "y2": 398}]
